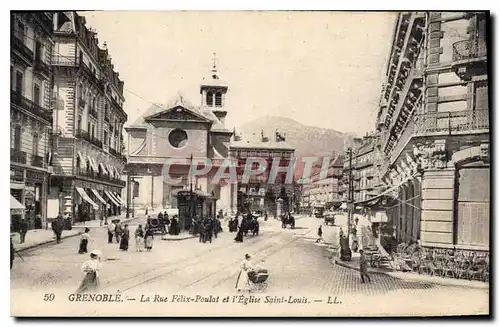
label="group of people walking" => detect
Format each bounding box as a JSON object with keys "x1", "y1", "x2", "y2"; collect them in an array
[
  {"x1": 232, "y1": 212, "x2": 260, "y2": 243},
  {"x1": 193, "y1": 216, "x2": 222, "y2": 244},
  {"x1": 133, "y1": 224, "x2": 155, "y2": 252},
  {"x1": 106, "y1": 221, "x2": 132, "y2": 251}
]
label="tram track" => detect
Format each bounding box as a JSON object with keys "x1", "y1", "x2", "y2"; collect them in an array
[{"x1": 101, "y1": 230, "x2": 282, "y2": 293}]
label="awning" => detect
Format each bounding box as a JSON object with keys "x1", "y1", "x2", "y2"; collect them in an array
[
  {"x1": 104, "y1": 190, "x2": 120, "y2": 206},
  {"x1": 113, "y1": 192, "x2": 124, "y2": 205},
  {"x1": 353, "y1": 172, "x2": 420, "y2": 206},
  {"x1": 10, "y1": 195, "x2": 25, "y2": 210},
  {"x1": 77, "y1": 151, "x2": 85, "y2": 164},
  {"x1": 75, "y1": 187, "x2": 99, "y2": 209},
  {"x1": 107, "y1": 164, "x2": 115, "y2": 177},
  {"x1": 91, "y1": 189, "x2": 107, "y2": 205},
  {"x1": 87, "y1": 156, "x2": 98, "y2": 172},
  {"x1": 99, "y1": 163, "x2": 108, "y2": 175}
]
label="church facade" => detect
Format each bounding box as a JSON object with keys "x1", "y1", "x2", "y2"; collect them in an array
[{"x1": 124, "y1": 65, "x2": 236, "y2": 222}]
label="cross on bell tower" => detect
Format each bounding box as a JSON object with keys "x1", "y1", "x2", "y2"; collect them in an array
[{"x1": 200, "y1": 53, "x2": 229, "y2": 124}]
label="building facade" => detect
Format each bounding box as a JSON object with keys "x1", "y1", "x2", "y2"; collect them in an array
[
  {"x1": 10, "y1": 12, "x2": 54, "y2": 231},
  {"x1": 125, "y1": 63, "x2": 235, "y2": 228},
  {"x1": 301, "y1": 156, "x2": 343, "y2": 211},
  {"x1": 372, "y1": 12, "x2": 489, "y2": 254},
  {"x1": 230, "y1": 130, "x2": 295, "y2": 215},
  {"x1": 49, "y1": 12, "x2": 128, "y2": 223}
]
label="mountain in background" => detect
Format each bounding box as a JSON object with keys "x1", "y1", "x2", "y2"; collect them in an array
[{"x1": 237, "y1": 115, "x2": 354, "y2": 180}]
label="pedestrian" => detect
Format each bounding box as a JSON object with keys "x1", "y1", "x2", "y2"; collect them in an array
[
  {"x1": 76, "y1": 250, "x2": 102, "y2": 294},
  {"x1": 234, "y1": 214, "x2": 244, "y2": 243},
  {"x1": 144, "y1": 228, "x2": 154, "y2": 252},
  {"x1": 19, "y1": 218, "x2": 28, "y2": 244},
  {"x1": 119, "y1": 224, "x2": 130, "y2": 251},
  {"x1": 135, "y1": 225, "x2": 144, "y2": 252},
  {"x1": 235, "y1": 254, "x2": 254, "y2": 292},
  {"x1": 107, "y1": 221, "x2": 115, "y2": 244},
  {"x1": 359, "y1": 249, "x2": 371, "y2": 283},
  {"x1": 78, "y1": 228, "x2": 92, "y2": 254},
  {"x1": 316, "y1": 225, "x2": 323, "y2": 243},
  {"x1": 115, "y1": 222, "x2": 122, "y2": 244},
  {"x1": 52, "y1": 215, "x2": 64, "y2": 244}
]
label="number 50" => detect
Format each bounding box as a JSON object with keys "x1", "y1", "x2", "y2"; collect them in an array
[{"x1": 43, "y1": 293, "x2": 55, "y2": 301}]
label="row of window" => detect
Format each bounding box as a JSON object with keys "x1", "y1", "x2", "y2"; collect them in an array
[
  {"x1": 11, "y1": 67, "x2": 44, "y2": 107},
  {"x1": 13, "y1": 16, "x2": 47, "y2": 62},
  {"x1": 233, "y1": 150, "x2": 293, "y2": 158}
]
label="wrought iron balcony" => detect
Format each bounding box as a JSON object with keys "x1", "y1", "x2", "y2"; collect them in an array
[
  {"x1": 33, "y1": 57, "x2": 51, "y2": 76},
  {"x1": 75, "y1": 129, "x2": 92, "y2": 142},
  {"x1": 11, "y1": 34, "x2": 33, "y2": 64},
  {"x1": 31, "y1": 154, "x2": 45, "y2": 168},
  {"x1": 90, "y1": 136, "x2": 103, "y2": 149},
  {"x1": 11, "y1": 148, "x2": 27, "y2": 165},
  {"x1": 453, "y1": 39, "x2": 487, "y2": 62},
  {"x1": 11, "y1": 90, "x2": 53, "y2": 123},
  {"x1": 389, "y1": 109, "x2": 489, "y2": 162}
]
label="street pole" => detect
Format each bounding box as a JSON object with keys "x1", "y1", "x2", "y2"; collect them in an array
[{"x1": 126, "y1": 173, "x2": 131, "y2": 219}]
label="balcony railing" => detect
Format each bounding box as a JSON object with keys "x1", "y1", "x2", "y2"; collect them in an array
[
  {"x1": 390, "y1": 109, "x2": 489, "y2": 161},
  {"x1": 11, "y1": 90, "x2": 53, "y2": 123},
  {"x1": 91, "y1": 136, "x2": 103, "y2": 149},
  {"x1": 33, "y1": 57, "x2": 51, "y2": 76},
  {"x1": 11, "y1": 34, "x2": 34, "y2": 63},
  {"x1": 32, "y1": 13, "x2": 53, "y2": 34},
  {"x1": 31, "y1": 154, "x2": 45, "y2": 168},
  {"x1": 452, "y1": 39, "x2": 487, "y2": 62},
  {"x1": 77, "y1": 169, "x2": 126, "y2": 186},
  {"x1": 11, "y1": 149, "x2": 27, "y2": 164},
  {"x1": 75, "y1": 129, "x2": 92, "y2": 143}
]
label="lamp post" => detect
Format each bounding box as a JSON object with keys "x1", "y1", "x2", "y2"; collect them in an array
[{"x1": 147, "y1": 167, "x2": 154, "y2": 213}]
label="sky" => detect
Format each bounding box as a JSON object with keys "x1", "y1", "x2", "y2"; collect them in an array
[{"x1": 81, "y1": 11, "x2": 396, "y2": 137}]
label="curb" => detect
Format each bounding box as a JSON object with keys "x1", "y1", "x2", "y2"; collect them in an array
[
  {"x1": 16, "y1": 231, "x2": 83, "y2": 253},
  {"x1": 334, "y1": 259, "x2": 489, "y2": 289}
]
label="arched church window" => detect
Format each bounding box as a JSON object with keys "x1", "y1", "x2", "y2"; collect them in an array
[
  {"x1": 215, "y1": 92, "x2": 222, "y2": 107},
  {"x1": 206, "y1": 91, "x2": 213, "y2": 106},
  {"x1": 168, "y1": 129, "x2": 188, "y2": 148}
]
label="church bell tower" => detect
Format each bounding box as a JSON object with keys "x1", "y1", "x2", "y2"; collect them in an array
[{"x1": 200, "y1": 53, "x2": 229, "y2": 124}]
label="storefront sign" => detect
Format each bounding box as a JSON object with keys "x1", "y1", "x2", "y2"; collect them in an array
[
  {"x1": 26, "y1": 170, "x2": 46, "y2": 182},
  {"x1": 10, "y1": 167, "x2": 24, "y2": 182}
]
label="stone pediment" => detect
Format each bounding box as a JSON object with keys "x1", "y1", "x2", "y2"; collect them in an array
[{"x1": 144, "y1": 105, "x2": 211, "y2": 123}]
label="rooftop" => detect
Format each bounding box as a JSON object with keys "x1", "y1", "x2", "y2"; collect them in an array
[{"x1": 230, "y1": 130, "x2": 295, "y2": 151}]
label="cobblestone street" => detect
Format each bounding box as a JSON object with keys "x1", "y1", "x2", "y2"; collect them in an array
[{"x1": 11, "y1": 216, "x2": 488, "y2": 316}]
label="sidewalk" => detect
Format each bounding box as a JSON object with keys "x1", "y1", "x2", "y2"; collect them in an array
[
  {"x1": 71, "y1": 214, "x2": 145, "y2": 228},
  {"x1": 161, "y1": 233, "x2": 196, "y2": 241},
  {"x1": 334, "y1": 254, "x2": 489, "y2": 289},
  {"x1": 11, "y1": 229, "x2": 82, "y2": 252}
]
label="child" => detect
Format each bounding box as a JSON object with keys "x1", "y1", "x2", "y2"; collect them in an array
[
  {"x1": 76, "y1": 250, "x2": 102, "y2": 293},
  {"x1": 359, "y1": 249, "x2": 371, "y2": 283},
  {"x1": 316, "y1": 225, "x2": 323, "y2": 243},
  {"x1": 78, "y1": 228, "x2": 92, "y2": 254}
]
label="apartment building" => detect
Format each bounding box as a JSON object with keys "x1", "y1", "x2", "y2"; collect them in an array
[
  {"x1": 373, "y1": 12, "x2": 489, "y2": 253},
  {"x1": 301, "y1": 156, "x2": 343, "y2": 210},
  {"x1": 10, "y1": 12, "x2": 54, "y2": 231},
  {"x1": 49, "y1": 12, "x2": 128, "y2": 223}
]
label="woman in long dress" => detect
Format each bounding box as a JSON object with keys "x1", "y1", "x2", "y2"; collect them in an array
[
  {"x1": 78, "y1": 228, "x2": 92, "y2": 254},
  {"x1": 135, "y1": 225, "x2": 144, "y2": 252},
  {"x1": 235, "y1": 254, "x2": 254, "y2": 292},
  {"x1": 119, "y1": 224, "x2": 130, "y2": 251},
  {"x1": 144, "y1": 228, "x2": 154, "y2": 251},
  {"x1": 234, "y1": 214, "x2": 244, "y2": 243},
  {"x1": 76, "y1": 250, "x2": 102, "y2": 294}
]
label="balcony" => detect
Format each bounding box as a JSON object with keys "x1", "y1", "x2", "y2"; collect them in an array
[
  {"x1": 77, "y1": 169, "x2": 126, "y2": 187},
  {"x1": 111, "y1": 96, "x2": 123, "y2": 110},
  {"x1": 33, "y1": 57, "x2": 51, "y2": 77},
  {"x1": 75, "y1": 129, "x2": 92, "y2": 143},
  {"x1": 52, "y1": 55, "x2": 101, "y2": 88},
  {"x1": 11, "y1": 34, "x2": 33, "y2": 65},
  {"x1": 11, "y1": 90, "x2": 53, "y2": 123},
  {"x1": 11, "y1": 149, "x2": 27, "y2": 165},
  {"x1": 90, "y1": 136, "x2": 103, "y2": 149},
  {"x1": 31, "y1": 154, "x2": 45, "y2": 168},
  {"x1": 389, "y1": 109, "x2": 489, "y2": 163},
  {"x1": 452, "y1": 39, "x2": 488, "y2": 80}
]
